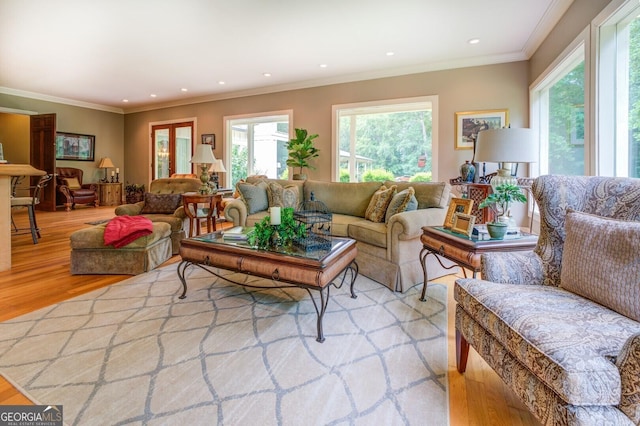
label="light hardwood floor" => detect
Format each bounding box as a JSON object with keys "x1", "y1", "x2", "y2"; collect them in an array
[{"x1": 1, "y1": 206, "x2": 540, "y2": 425}]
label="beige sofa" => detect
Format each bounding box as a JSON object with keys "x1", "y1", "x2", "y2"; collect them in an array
[
  {"x1": 224, "y1": 177, "x2": 454, "y2": 292},
  {"x1": 115, "y1": 178, "x2": 201, "y2": 254}
]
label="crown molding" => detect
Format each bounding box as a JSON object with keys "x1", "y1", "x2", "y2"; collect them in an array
[{"x1": 0, "y1": 87, "x2": 124, "y2": 114}]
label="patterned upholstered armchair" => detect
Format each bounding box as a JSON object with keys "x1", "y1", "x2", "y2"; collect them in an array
[{"x1": 455, "y1": 175, "x2": 640, "y2": 425}]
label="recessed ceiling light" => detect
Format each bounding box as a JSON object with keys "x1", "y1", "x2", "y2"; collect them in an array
[
  {"x1": 468, "y1": 38, "x2": 480, "y2": 45},
  {"x1": 218, "y1": 81, "x2": 226, "y2": 85},
  {"x1": 181, "y1": 88, "x2": 188, "y2": 92},
  {"x1": 150, "y1": 93, "x2": 157, "y2": 98},
  {"x1": 386, "y1": 51, "x2": 395, "y2": 56},
  {"x1": 263, "y1": 73, "x2": 271, "y2": 77},
  {"x1": 122, "y1": 99, "x2": 129, "y2": 103},
  {"x1": 319, "y1": 64, "x2": 328, "y2": 68}
]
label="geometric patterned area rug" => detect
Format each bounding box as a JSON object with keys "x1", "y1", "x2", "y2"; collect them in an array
[{"x1": 0, "y1": 263, "x2": 449, "y2": 425}]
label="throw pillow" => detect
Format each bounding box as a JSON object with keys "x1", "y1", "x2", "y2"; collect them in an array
[
  {"x1": 365, "y1": 185, "x2": 397, "y2": 223},
  {"x1": 385, "y1": 187, "x2": 418, "y2": 223},
  {"x1": 64, "y1": 177, "x2": 82, "y2": 190},
  {"x1": 560, "y1": 209, "x2": 640, "y2": 322},
  {"x1": 267, "y1": 181, "x2": 299, "y2": 209},
  {"x1": 237, "y1": 181, "x2": 269, "y2": 214},
  {"x1": 140, "y1": 193, "x2": 182, "y2": 214}
]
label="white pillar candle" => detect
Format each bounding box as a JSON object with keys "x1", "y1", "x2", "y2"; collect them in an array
[
  {"x1": 270, "y1": 207, "x2": 281, "y2": 225},
  {"x1": 111, "y1": 171, "x2": 115, "y2": 176},
  {"x1": 116, "y1": 168, "x2": 119, "y2": 173}
]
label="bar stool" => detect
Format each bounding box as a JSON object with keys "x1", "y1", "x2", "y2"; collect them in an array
[{"x1": 11, "y1": 174, "x2": 53, "y2": 244}]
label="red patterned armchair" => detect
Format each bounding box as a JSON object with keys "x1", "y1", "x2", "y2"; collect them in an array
[{"x1": 56, "y1": 167, "x2": 98, "y2": 211}]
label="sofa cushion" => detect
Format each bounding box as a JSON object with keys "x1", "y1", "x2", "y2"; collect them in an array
[
  {"x1": 140, "y1": 193, "x2": 182, "y2": 214},
  {"x1": 385, "y1": 187, "x2": 418, "y2": 223},
  {"x1": 560, "y1": 210, "x2": 640, "y2": 322},
  {"x1": 348, "y1": 219, "x2": 387, "y2": 248},
  {"x1": 303, "y1": 180, "x2": 381, "y2": 217},
  {"x1": 455, "y1": 279, "x2": 640, "y2": 405},
  {"x1": 330, "y1": 214, "x2": 362, "y2": 237},
  {"x1": 386, "y1": 181, "x2": 450, "y2": 209},
  {"x1": 237, "y1": 181, "x2": 269, "y2": 214},
  {"x1": 64, "y1": 177, "x2": 82, "y2": 190},
  {"x1": 365, "y1": 185, "x2": 397, "y2": 223},
  {"x1": 267, "y1": 181, "x2": 299, "y2": 209}
]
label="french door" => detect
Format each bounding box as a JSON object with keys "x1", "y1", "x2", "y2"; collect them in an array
[{"x1": 151, "y1": 122, "x2": 194, "y2": 179}]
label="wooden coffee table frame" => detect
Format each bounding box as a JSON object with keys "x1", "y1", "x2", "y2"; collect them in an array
[
  {"x1": 419, "y1": 226, "x2": 538, "y2": 301},
  {"x1": 177, "y1": 234, "x2": 359, "y2": 342}
]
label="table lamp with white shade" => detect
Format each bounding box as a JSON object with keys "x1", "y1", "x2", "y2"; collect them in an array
[
  {"x1": 208, "y1": 159, "x2": 226, "y2": 192},
  {"x1": 474, "y1": 128, "x2": 538, "y2": 190},
  {"x1": 190, "y1": 144, "x2": 217, "y2": 194},
  {"x1": 98, "y1": 157, "x2": 116, "y2": 182}
]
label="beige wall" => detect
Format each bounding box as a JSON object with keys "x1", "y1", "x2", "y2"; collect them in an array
[
  {"x1": 0, "y1": 113, "x2": 30, "y2": 164},
  {"x1": 124, "y1": 61, "x2": 530, "y2": 187},
  {"x1": 0, "y1": 95, "x2": 124, "y2": 183},
  {"x1": 529, "y1": 0, "x2": 611, "y2": 83}
]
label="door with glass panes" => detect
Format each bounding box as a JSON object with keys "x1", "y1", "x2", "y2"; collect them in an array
[{"x1": 151, "y1": 122, "x2": 194, "y2": 179}]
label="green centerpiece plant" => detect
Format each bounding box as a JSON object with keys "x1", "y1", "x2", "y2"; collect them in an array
[
  {"x1": 478, "y1": 183, "x2": 527, "y2": 239},
  {"x1": 286, "y1": 128, "x2": 320, "y2": 180},
  {"x1": 248, "y1": 207, "x2": 307, "y2": 249}
]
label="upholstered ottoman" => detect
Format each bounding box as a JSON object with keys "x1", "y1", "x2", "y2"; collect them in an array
[{"x1": 70, "y1": 222, "x2": 172, "y2": 275}]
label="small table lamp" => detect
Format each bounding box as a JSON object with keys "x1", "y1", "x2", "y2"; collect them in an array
[
  {"x1": 474, "y1": 128, "x2": 538, "y2": 190},
  {"x1": 190, "y1": 144, "x2": 217, "y2": 194},
  {"x1": 208, "y1": 159, "x2": 227, "y2": 193},
  {"x1": 98, "y1": 157, "x2": 115, "y2": 182}
]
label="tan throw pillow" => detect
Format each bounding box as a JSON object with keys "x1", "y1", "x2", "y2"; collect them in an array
[
  {"x1": 560, "y1": 210, "x2": 640, "y2": 322},
  {"x1": 365, "y1": 185, "x2": 397, "y2": 223},
  {"x1": 237, "y1": 180, "x2": 269, "y2": 214},
  {"x1": 64, "y1": 177, "x2": 82, "y2": 190},
  {"x1": 385, "y1": 187, "x2": 418, "y2": 223},
  {"x1": 140, "y1": 193, "x2": 182, "y2": 214},
  {"x1": 267, "y1": 182, "x2": 299, "y2": 209}
]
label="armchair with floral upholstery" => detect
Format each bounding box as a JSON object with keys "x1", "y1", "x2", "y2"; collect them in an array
[
  {"x1": 115, "y1": 178, "x2": 201, "y2": 254},
  {"x1": 56, "y1": 167, "x2": 98, "y2": 211},
  {"x1": 455, "y1": 175, "x2": 640, "y2": 425}
]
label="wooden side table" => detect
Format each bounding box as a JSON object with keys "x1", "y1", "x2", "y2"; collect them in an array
[
  {"x1": 98, "y1": 182, "x2": 122, "y2": 206},
  {"x1": 182, "y1": 192, "x2": 222, "y2": 237},
  {"x1": 419, "y1": 226, "x2": 538, "y2": 301}
]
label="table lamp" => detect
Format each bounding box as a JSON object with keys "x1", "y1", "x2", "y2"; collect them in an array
[
  {"x1": 208, "y1": 159, "x2": 227, "y2": 193},
  {"x1": 474, "y1": 128, "x2": 538, "y2": 190},
  {"x1": 190, "y1": 144, "x2": 217, "y2": 194},
  {"x1": 98, "y1": 157, "x2": 115, "y2": 182}
]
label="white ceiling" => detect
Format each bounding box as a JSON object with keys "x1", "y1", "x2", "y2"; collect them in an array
[{"x1": 0, "y1": 0, "x2": 572, "y2": 113}]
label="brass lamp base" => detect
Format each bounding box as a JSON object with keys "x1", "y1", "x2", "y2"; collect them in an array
[{"x1": 198, "y1": 164, "x2": 212, "y2": 195}]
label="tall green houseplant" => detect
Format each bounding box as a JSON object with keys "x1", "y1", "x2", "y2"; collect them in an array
[{"x1": 286, "y1": 128, "x2": 320, "y2": 180}]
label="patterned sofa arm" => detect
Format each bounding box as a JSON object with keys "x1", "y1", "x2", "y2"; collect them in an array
[
  {"x1": 480, "y1": 251, "x2": 544, "y2": 285},
  {"x1": 617, "y1": 332, "x2": 640, "y2": 424}
]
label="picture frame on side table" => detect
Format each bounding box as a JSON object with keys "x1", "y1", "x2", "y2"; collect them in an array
[
  {"x1": 454, "y1": 109, "x2": 508, "y2": 150},
  {"x1": 201, "y1": 134, "x2": 215, "y2": 148},
  {"x1": 451, "y1": 212, "x2": 476, "y2": 237},
  {"x1": 444, "y1": 197, "x2": 474, "y2": 229},
  {"x1": 55, "y1": 132, "x2": 95, "y2": 161}
]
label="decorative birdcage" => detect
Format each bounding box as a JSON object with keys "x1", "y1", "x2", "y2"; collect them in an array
[{"x1": 294, "y1": 192, "x2": 332, "y2": 251}]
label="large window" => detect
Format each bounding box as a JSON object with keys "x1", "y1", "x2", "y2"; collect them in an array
[
  {"x1": 597, "y1": 0, "x2": 640, "y2": 177},
  {"x1": 332, "y1": 96, "x2": 438, "y2": 182},
  {"x1": 223, "y1": 111, "x2": 292, "y2": 188},
  {"x1": 531, "y1": 43, "x2": 586, "y2": 176}
]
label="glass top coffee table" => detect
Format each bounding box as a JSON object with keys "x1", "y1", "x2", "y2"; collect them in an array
[{"x1": 177, "y1": 232, "x2": 359, "y2": 342}]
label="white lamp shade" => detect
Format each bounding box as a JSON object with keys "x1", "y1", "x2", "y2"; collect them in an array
[
  {"x1": 474, "y1": 128, "x2": 538, "y2": 163},
  {"x1": 209, "y1": 159, "x2": 227, "y2": 173},
  {"x1": 190, "y1": 144, "x2": 217, "y2": 164}
]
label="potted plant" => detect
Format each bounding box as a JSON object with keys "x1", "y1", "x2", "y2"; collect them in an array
[
  {"x1": 248, "y1": 207, "x2": 307, "y2": 249},
  {"x1": 478, "y1": 183, "x2": 527, "y2": 239},
  {"x1": 286, "y1": 128, "x2": 320, "y2": 180},
  {"x1": 124, "y1": 183, "x2": 145, "y2": 204}
]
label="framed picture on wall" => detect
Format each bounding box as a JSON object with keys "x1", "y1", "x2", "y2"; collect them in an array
[
  {"x1": 55, "y1": 132, "x2": 95, "y2": 161},
  {"x1": 201, "y1": 134, "x2": 215, "y2": 148},
  {"x1": 454, "y1": 109, "x2": 508, "y2": 150}
]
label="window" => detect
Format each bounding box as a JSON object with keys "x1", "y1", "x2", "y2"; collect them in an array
[
  {"x1": 531, "y1": 41, "x2": 586, "y2": 176},
  {"x1": 597, "y1": 0, "x2": 640, "y2": 177},
  {"x1": 223, "y1": 111, "x2": 292, "y2": 188},
  {"x1": 332, "y1": 96, "x2": 438, "y2": 182}
]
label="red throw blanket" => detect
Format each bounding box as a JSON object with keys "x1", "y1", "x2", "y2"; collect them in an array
[{"x1": 104, "y1": 216, "x2": 154, "y2": 248}]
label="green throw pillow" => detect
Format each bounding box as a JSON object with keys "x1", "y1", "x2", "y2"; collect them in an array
[{"x1": 385, "y1": 187, "x2": 418, "y2": 223}]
